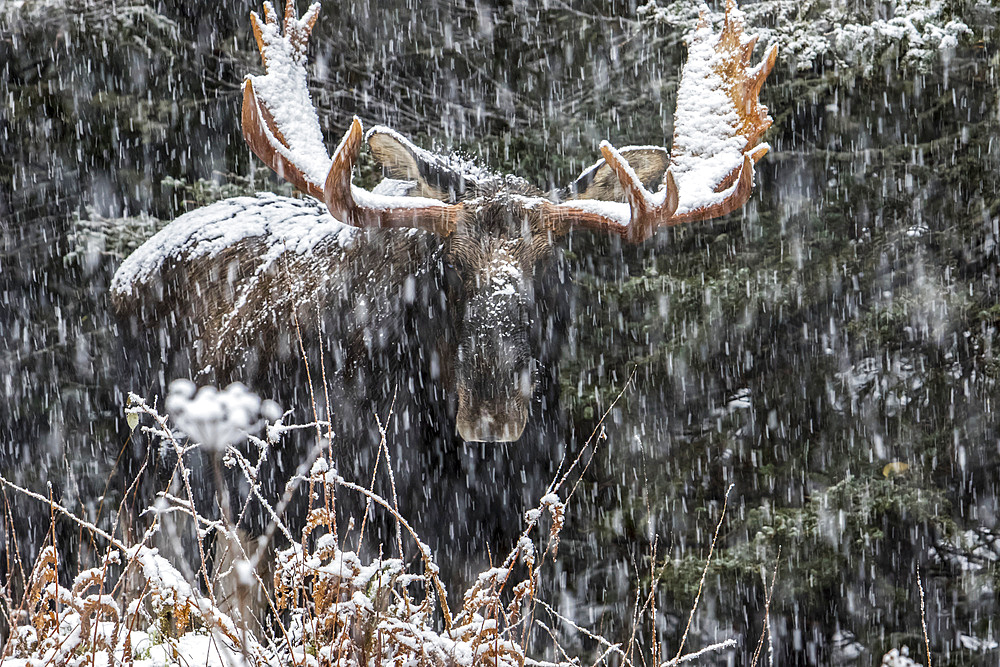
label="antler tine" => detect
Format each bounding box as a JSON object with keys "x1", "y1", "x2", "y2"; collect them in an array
[
  {"x1": 323, "y1": 118, "x2": 365, "y2": 226},
  {"x1": 241, "y1": 79, "x2": 325, "y2": 200},
  {"x1": 243, "y1": 2, "x2": 459, "y2": 237},
  {"x1": 746, "y1": 44, "x2": 778, "y2": 116},
  {"x1": 671, "y1": 153, "x2": 754, "y2": 225},
  {"x1": 283, "y1": 0, "x2": 296, "y2": 27},
  {"x1": 323, "y1": 119, "x2": 461, "y2": 236},
  {"x1": 540, "y1": 144, "x2": 679, "y2": 243},
  {"x1": 599, "y1": 143, "x2": 650, "y2": 216},
  {"x1": 261, "y1": 0, "x2": 278, "y2": 24},
  {"x1": 300, "y1": 5, "x2": 320, "y2": 40},
  {"x1": 250, "y1": 1, "x2": 318, "y2": 75},
  {"x1": 288, "y1": 2, "x2": 320, "y2": 60},
  {"x1": 599, "y1": 142, "x2": 678, "y2": 242},
  {"x1": 250, "y1": 11, "x2": 268, "y2": 67}
]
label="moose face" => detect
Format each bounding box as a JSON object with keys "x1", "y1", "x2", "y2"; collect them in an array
[
  {"x1": 446, "y1": 196, "x2": 556, "y2": 441},
  {"x1": 366, "y1": 130, "x2": 561, "y2": 441},
  {"x1": 362, "y1": 128, "x2": 576, "y2": 442}
]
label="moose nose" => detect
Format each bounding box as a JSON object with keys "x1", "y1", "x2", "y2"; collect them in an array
[
  {"x1": 454, "y1": 344, "x2": 534, "y2": 442},
  {"x1": 456, "y1": 397, "x2": 528, "y2": 442},
  {"x1": 455, "y1": 285, "x2": 533, "y2": 442}
]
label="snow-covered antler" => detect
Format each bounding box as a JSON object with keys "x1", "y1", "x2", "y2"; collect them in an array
[
  {"x1": 242, "y1": 1, "x2": 328, "y2": 197},
  {"x1": 242, "y1": 1, "x2": 461, "y2": 236},
  {"x1": 241, "y1": 0, "x2": 772, "y2": 243},
  {"x1": 548, "y1": 0, "x2": 777, "y2": 243}
]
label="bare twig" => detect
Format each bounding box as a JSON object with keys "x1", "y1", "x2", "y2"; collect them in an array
[
  {"x1": 357, "y1": 394, "x2": 397, "y2": 553},
  {"x1": 671, "y1": 484, "x2": 734, "y2": 663},
  {"x1": 917, "y1": 564, "x2": 931, "y2": 667},
  {"x1": 332, "y1": 476, "x2": 453, "y2": 629},
  {"x1": 375, "y1": 391, "x2": 406, "y2": 560},
  {"x1": 128, "y1": 395, "x2": 217, "y2": 603},
  {"x1": 661, "y1": 638, "x2": 739, "y2": 666},
  {"x1": 536, "y1": 599, "x2": 634, "y2": 667},
  {"x1": 0, "y1": 477, "x2": 127, "y2": 552},
  {"x1": 750, "y1": 547, "x2": 781, "y2": 667}
]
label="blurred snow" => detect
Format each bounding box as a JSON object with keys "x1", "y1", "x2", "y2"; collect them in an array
[{"x1": 165, "y1": 380, "x2": 280, "y2": 450}]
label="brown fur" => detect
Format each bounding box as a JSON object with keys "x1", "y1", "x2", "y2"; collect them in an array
[
  {"x1": 567, "y1": 147, "x2": 669, "y2": 201},
  {"x1": 367, "y1": 132, "x2": 449, "y2": 201},
  {"x1": 116, "y1": 222, "x2": 433, "y2": 379}
]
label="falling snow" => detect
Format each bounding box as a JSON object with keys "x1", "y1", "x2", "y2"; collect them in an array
[{"x1": 3, "y1": 0, "x2": 1000, "y2": 664}]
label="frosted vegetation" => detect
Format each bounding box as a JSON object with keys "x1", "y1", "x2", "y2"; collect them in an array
[
  {"x1": 2, "y1": 385, "x2": 747, "y2": 667},
  {"x1": 638, "y1": 0, "x2": 972, "y2": 73}
]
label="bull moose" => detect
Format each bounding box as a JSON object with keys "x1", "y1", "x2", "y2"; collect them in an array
[{"x1": 111, "y1": 0, "x2": 776, "y2": 442}]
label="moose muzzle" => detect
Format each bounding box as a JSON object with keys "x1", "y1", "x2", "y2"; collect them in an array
[{"x1": 455, "y1": 288, "x2": 534, "y2": 442}]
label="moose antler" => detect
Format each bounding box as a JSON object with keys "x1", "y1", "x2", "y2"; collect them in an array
[
  {"x1": 242, "y1": 0, "x2": 773, "y2": 243},
  {"x1": 549, "y1": 0, "x2": 777, "y2": 243},
  {"x1": 242, "y1": 2, "x2": 460, "y2": 235}
]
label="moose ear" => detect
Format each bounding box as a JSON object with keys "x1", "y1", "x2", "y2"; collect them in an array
[
  {"x1": 366, "y1": 127, "x2": 473, "y2": 203},
  {"x1": 563, "y1": 147, "x2": 669, "y2": 202}
]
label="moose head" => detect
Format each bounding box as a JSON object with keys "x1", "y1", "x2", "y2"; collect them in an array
[{"x1": 113, "y1": 0, "x2": 776, "y2": 442}]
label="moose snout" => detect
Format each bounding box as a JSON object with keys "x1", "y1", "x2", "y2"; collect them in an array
[
  {"x1": 455, "y1": 339, "x2": 534, "y2": 441},
  {"x1": 454, "y1": 291, "x2": 534, "y2": 442},
  {"x1": 456, "y1": 391, "x2": 529, "y2": 443},
  {"x1": 456, "y1": 366, "x2": 532, "y2": 442}
]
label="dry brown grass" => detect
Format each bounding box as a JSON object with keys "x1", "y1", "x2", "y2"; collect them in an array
[{"x1": 1, "y1": 375, "x2": 775, "y2": 667}]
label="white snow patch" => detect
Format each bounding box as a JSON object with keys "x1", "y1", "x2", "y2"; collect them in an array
[
  {"x1": 957, "y1": 633, "x2": 999, "y2": 652},
  {"x1": 352, "y1": 185, "x2": 455, "y2": 212},
  {"x1": 111, "y1": 193, "x2": 355, "y2": 297},
  {"x1": 163, "y1": 380, "x2": 277, "y2": 450},
  {"x1": 486, "y1": 244, "x2": 523, "y2": 298},
  {"x1": 639, "y1": 0, "x2": 971, "y2": 73},
  {"x1": 930, "y1": 528, "x2": 1000, "y2": 572},
  {"x1": 881, "y1": 646, "x2": 923, "y2": 667},
  {"x1": 554, "y1": 198, "x2": 631, "y2": 226}
]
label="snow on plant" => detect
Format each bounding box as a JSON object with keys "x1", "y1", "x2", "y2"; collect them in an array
[
  {"x1": 5, "y1": 546, "x2": 122, "y2": 665},
  {"x1": 65, "y1": 207, "x2": 166, "y2": 267},
  {"x1": 882, "y1": 645, "x2": 923, "y2": 667},
  {"x1": 2, "y1": 382, "x2": 755, "y2": 667},
  {"x1": 638, "y1": 0, "x2": 972, "y2": 73},
  {"x1": 0, "y1": 483, "x2": 268, "y2": 667},
  {"x1": 266, "y1": 468, "x2": 566, "y2": 667},
  {"x1": 163, "y1": 379, "x2": 282, "y2": 451}
]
